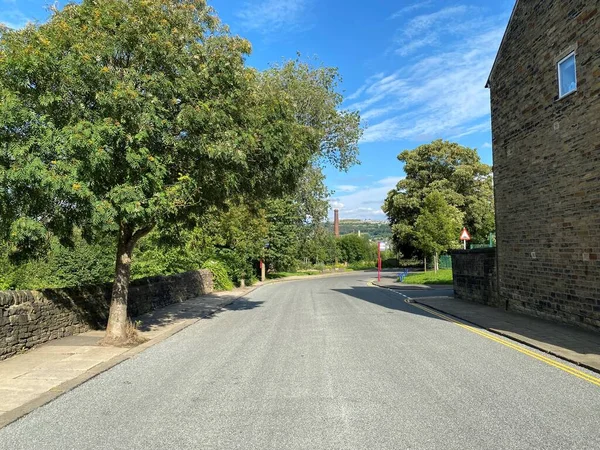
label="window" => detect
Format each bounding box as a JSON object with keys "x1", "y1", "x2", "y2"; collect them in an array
[{"x1": 558, "y1": 52, "x2": 577, "y2": 98}]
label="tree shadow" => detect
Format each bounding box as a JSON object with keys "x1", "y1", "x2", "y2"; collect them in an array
[
  {"x1": 135, "y1": 294, "x2": 263, "y2": 332},
  {"x1": 331, "y1": 286, "x2": 443, "y2": 320}
]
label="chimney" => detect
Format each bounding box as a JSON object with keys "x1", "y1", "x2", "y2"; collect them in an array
[{"x1": 334, "y1": 209, "x2": 340, "y2": 237}]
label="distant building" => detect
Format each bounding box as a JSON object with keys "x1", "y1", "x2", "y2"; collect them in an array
[{"x1": 487, "y1": 1, "x2": 600, "y2": 330}]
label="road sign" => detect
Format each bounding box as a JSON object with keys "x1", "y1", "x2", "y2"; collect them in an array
[{"x1": 460, "y1": 228, "x2": 471, "y2": 241}]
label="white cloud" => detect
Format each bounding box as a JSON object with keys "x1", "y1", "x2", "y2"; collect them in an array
[
  {"x1": 352, "y1": 7, "x2": 508, "y2": 144},
  {"x1": 402, "y1": 6, "x2": 470, "y2": 39},
  {"x1": 329, "y1": 176, "x2": 403, "y2": 220},
  {"x1": 389, "y1": 1, "x2": 434, "y2": 19},
  {"x1": 236, "y1": 0, "x2": 312, "y2": 34},
  {"x1": 335, "y1": 185, "x2": 359, "y2": 193},
  {"x1": 481, "y1": 142, "x2": 492, "y2": 149}
]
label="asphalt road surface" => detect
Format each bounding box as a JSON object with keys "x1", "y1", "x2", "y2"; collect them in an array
[{"x1": 1, "y1": 273, "x2": 599, "y2": 449}]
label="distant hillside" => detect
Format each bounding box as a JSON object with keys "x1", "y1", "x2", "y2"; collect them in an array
[{"x1": 326, "y1": 219, "x2": 392, "y2": 241}]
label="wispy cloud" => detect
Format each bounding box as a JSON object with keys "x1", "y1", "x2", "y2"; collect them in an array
[
  {"x1": 481, "y1": 142, "x2": 492, "y2": 149},
  {"x1": 348, "y1": 6, "x2": 509, "y2": 144},
  {"x1": 389, "y1": 1, "x2": 434, "y2": 19},
  {"x1": 236, "y1": 0, "x2": 312, "y2": 34},
  {"x1": 335, "y1": 185, "x2": 359, "y2": 193},
  {"x1": 393, "y1": 5, "x2": 472, "y2": 56},
  {"x1": 329, "y1": 176, "x2": 403, "y2": 220}
]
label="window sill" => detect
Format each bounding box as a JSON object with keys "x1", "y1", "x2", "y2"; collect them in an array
[{"x1": 557, "y1": 89, "x2": 578, "y2": 101}]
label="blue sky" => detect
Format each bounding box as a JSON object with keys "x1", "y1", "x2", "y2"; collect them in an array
[{"x1": 1, "y1": 0, "x2": 515, "y2": 220}]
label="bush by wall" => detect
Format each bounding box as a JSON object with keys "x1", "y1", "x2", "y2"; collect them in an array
[{"x1": 202, "y1": 260, "x2": 234, "y2": 291}]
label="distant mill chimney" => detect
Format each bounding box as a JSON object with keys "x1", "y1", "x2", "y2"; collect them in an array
[{"x1": 334, "y1": 209, "x2": 340, "y2": 237}]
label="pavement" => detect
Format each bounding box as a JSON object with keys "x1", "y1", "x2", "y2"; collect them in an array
[
  {"x1": 0, "y1": 272, "x2": 599, "y2": 449},
  {"x1": 0, "y1": 287, "x2": 254, "y2": 428},
  {"x1": 374, "y1": 272, "x2": 600, "y2": 373}
]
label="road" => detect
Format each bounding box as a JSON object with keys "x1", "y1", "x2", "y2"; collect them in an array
[{"x1": 1, "y1": 273, "x2": 599, "y2": 449}]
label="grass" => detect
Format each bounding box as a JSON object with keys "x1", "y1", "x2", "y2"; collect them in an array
[
  {"x1": 400, "y1": 269, "x2": 453, "y2": 285},
  {"x1": 267, "y1": 270, "x2": 320, "y2": 280}
]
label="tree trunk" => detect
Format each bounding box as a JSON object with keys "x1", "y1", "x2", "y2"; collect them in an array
[
  {"x1": 103, "y1": 224, "x2": 152, "y2": 345},
  {"x1": 424, "y1": 256, "x2": 427, "y2": 273},
  {"x1": 434, "y1": 252, "x2": 439, "y2": 273}
]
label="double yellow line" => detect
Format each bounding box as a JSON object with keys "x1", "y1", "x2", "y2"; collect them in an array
[{"x1": 408, "y1": 300, "x2": 600, "y2": 387}]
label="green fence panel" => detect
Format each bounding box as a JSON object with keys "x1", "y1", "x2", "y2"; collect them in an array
[{"x1": 438, "y1": 255, "x2": 452, "y2": 269}]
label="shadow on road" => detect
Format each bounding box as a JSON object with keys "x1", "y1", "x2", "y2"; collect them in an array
[
  {"x1": 136, "y1": 295, "x2": 263, "y2": 332},
  {"x1": 332, "y1": 286, "x2": 442, "y2": 320}
]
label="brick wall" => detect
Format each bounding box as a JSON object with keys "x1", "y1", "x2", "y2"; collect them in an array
[
  {"x1": 488, "y1": 1, "x2": 600, "y2": 330},
  {"x1": 0, "y1": 270, "x2": 213, "y2": 360},
  {"x1": 451, "y1": 249, "x2": 500, "y2": 307}
]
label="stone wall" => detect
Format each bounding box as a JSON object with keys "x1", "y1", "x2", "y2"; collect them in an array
[
  {"x1": 451, "y1": 249, "x2": 500, "y2": 308},
  {"x1": 0, "y1": 270, "x2": 213, "y2": 360},
  {"x1": 488, "y1": 1, "x2": 600, "y2": 331}
]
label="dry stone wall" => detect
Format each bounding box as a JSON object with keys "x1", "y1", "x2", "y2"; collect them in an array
[
  {"x1": 0, "y1": 269, "x2": 213, "y2": 360},
  {"x1": 451, "y1": 249, "x2": 500, "y2": 308}
]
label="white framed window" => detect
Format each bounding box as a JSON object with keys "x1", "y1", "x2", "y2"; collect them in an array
[{"x1": 558, "y1": 52, "x2": 577, "y2": 98}]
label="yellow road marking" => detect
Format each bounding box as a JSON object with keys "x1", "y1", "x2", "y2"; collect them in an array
[{"x1": 407, "y1": 300, "x2": 600, "y2": 387}]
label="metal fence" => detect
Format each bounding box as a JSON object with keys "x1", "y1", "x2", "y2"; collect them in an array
[
  {"x1": 470, "y1": 232, "x2": 496, "y2": 249},
  {"x1": 438, "y1": 255, "x2": 452, "y2": 269}
]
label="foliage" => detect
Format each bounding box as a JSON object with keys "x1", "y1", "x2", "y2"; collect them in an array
[
  {"x1": 131, "y1": 230, "x2": 205, "y2": 280},
  {"x1": 383, "y1": 140, "x2": 495, "y2": 257},
  {"x1": 202, "y1": 260, "x2": 234, "y2": 291},
  {"x1": 347, "y1": 260, "x2": 377, "y2": 270},
  {"x1": 0, "y1": 0, "x2": 361, "y2": 340},
  {"x1": 400, "y1": 269, "x2": 453, "y2": 285},
  {"x1": 337, "y1": 234, "x2": 376, "y2": 263},
  {"x1": 266, "y1": 270, "x2": 319, "y2": 279},
  {"x1": 0, "y1": 232, "x2": 115, "y2": 290},
  {"x1": 264, "y1": 199, "x2": 302, "y2": 272},
  {"x1": 413, "y1": 192, "x2": 463, "y2": 260}
]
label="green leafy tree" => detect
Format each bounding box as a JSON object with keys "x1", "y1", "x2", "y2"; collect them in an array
[
  {"x1": 337, "y1": 234, "x2": 375, "y2": 263},
  {"x1": 264, "y1": 199, "x2": 302, "y2": 272},
  {"x1": 0, "y1": 1, "x2": 360, "y2": 343},
  {"x1": 413, "y1": 192, "x2": 463, "y2": 271},
  {"x1": 301, "y1": 226, "x2": 338, "y2": 265},
  {"x1": 383, "y1": 140, "x2": 494, "y2": 257}
]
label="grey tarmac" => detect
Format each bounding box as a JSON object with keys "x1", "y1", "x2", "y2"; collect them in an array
[{"x1": 0, "y1": 272, "x2": 599, "y2": 449}]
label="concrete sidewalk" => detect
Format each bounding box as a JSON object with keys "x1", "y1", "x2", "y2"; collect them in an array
[
  {"x1": 0, "y1": 287, "x2": 253, "y2": 428},
  {"x1": 412, "y1": 295, "x2": 600, "y2": 373},
  {"x1": 374, "y1": 272, "x2": 600, "y2": 373}
]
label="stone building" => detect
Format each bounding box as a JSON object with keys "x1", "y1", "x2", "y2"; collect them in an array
[{"x1": 486, "y1": 0, "x2": 600, "y2": 330}]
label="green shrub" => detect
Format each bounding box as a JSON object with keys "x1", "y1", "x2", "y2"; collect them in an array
[
  {"x1": 348, "y1": 260, "x2": 376, "y2": 270},
  {"x1": 202, "y1": 260, "x2": 234, "y2": 291},
  {"x1": 381, "y1": 258, "x2": 399, "y2": 268}
]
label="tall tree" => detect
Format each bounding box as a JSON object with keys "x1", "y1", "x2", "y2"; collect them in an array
[
  {"x1": 413, "y1": 192, "x2": 463, "y2": 271},
  {"x1": 337, "y1": 234, "x2": 375, "y2": 264},
  {"x1": 383, "y1": 140, "x2": 494, "y2": 257},
  {"x1": 0, "y1": 0, "x2": 360, "y2": 344}
]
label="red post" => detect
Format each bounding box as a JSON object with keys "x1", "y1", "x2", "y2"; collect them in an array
[
  {"x1": 260, "y1": 260, "x2": 266, "y2": 282},
  {"x1": 377, "y1": 242, "x2": 382, "y2": 282}
]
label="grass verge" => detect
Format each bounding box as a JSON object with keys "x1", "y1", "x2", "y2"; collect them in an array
[
  {"x1": 400, "y1": 269, "x2": 453, "y2": 285},
  {"x1": 267, "y1": 271, "x2": 320, "y2": 279}
]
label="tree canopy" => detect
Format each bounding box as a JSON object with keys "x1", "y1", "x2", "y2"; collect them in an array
[
  {"x1": 413, "y1": 191, "x2": 462, "y2": 270},
  {"x1": 0, "y1": 0, "x2": 361, "y2": 343},
  {"x1": 383, "y1": 140, "x2": 494, "y2": 258}
]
